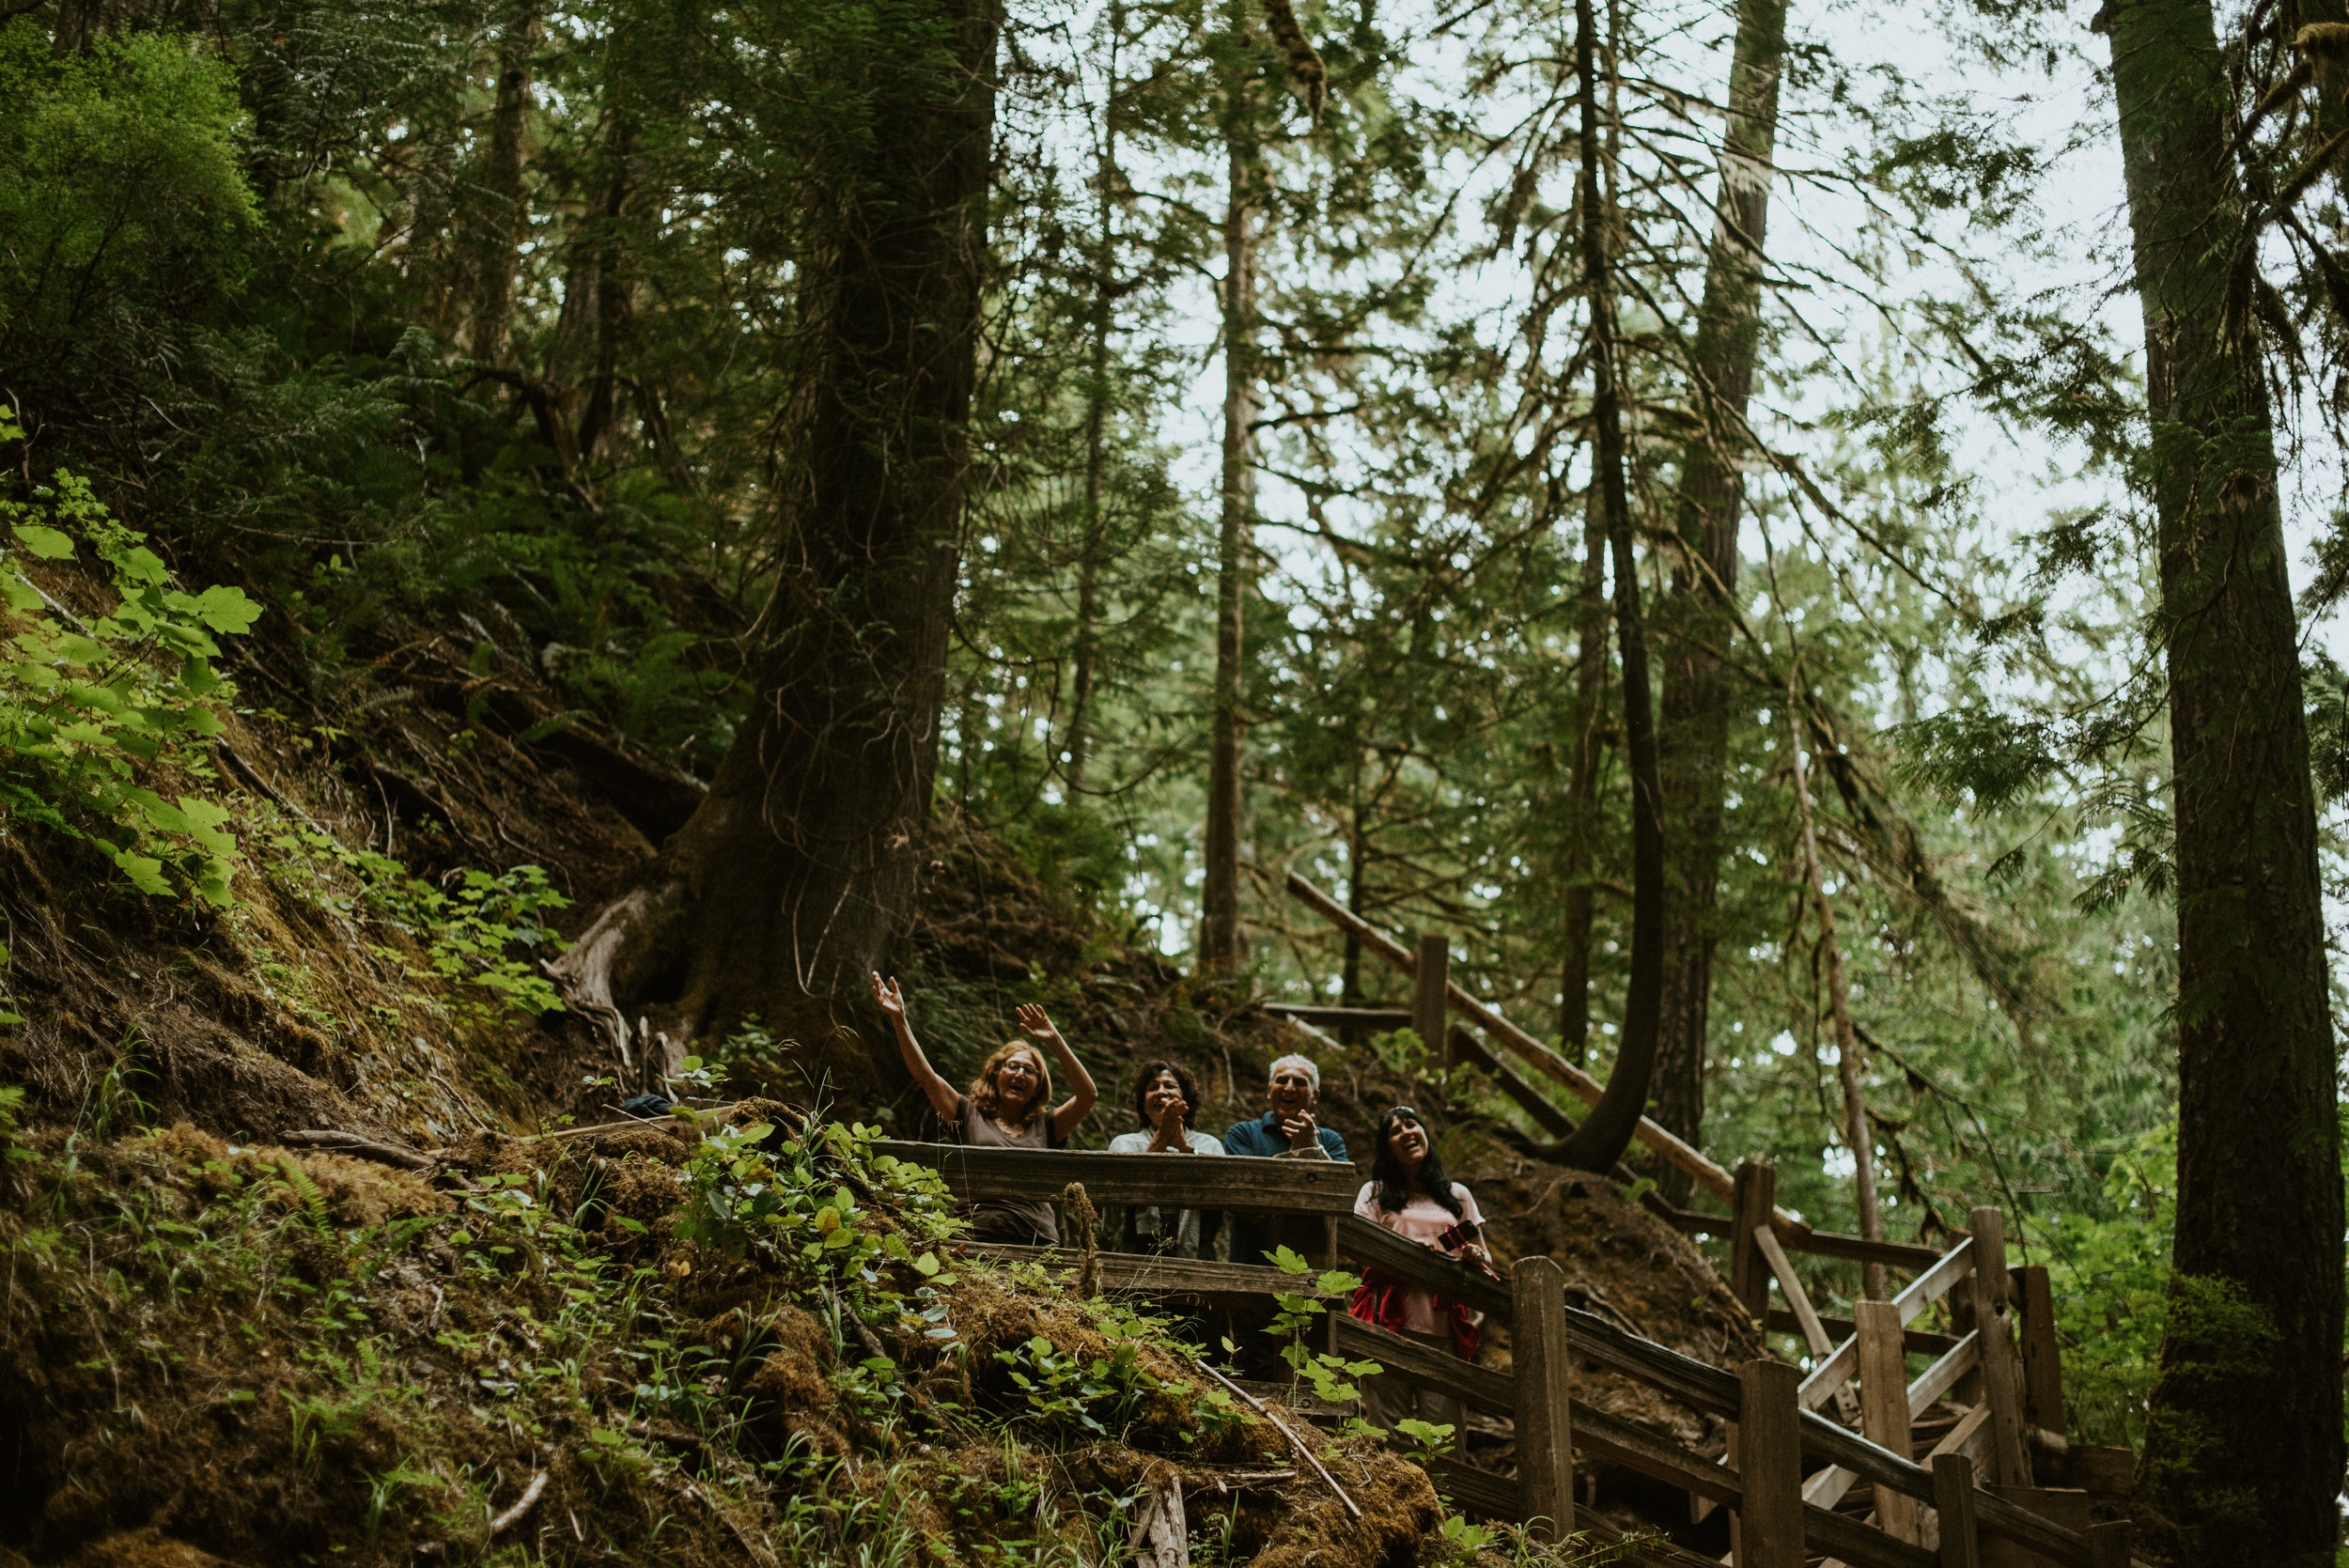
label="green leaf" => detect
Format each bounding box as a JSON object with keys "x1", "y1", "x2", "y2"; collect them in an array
[
  {"x1": 189, "y1": 584, "x2": 260, "y2": 635},
  {"x1": 111, "y1": 849, "x2": 170, "y2": 896},
  {"x1": 11, "y1": 524, "x2": 75, "y2": 560}
]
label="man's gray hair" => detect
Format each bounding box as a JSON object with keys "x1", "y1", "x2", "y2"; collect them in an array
[{"x1": 1268, "y1": 1053, "x2": 1320, "y2": 1093}]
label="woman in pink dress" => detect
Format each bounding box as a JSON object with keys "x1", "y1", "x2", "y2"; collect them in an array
[{"x1": 1348, "y1": 1105, "x2": 1492, "y2": 1437}]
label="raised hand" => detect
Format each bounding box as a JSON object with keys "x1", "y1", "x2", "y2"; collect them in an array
[
  {"x1": 871, "y1": 971, "x2": 907, "y2": 1021},
  {"x1": 1282, "y1": 1108, "x2": 1321, "y2": 1153},
  {"x1": 1013, "y1": 1001, "x2": 1063, "y2": 1046}
]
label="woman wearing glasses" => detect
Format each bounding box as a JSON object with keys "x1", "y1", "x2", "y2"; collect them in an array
[{"x1": 1348, "y1": 1105, "x2": 1492, "y2": 1439}]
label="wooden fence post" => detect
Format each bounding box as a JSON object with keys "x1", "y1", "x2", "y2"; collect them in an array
[
  {"x1": 1732, "y1": 1359, "x2": 1801, "y2": 1568},
  {"x1": 1931, "y1": 1452, "x2": 1980, "y2": 1568},
  {"x1": 1415, "y1": 934, "x2": 1451, "y2": 1069},
  {"x1": 2084, "y1": 1520, "x2": 2132, "y2": 1568},
  {"x1": 1513, "y1": 1256, "x2": 1576, "y2": 1544},
  {"x1": 1856, "y1": 1299, "x2": 1921, "y2": 1543},
  {"x1": 1730, "y1": 1161, "x2": 1776, "y2": 1325},
  {"x1": 2013, "y1": 1264, "x2": 2064, "y2": 1440},
  {"x1": 1965, "y1": 1206, "x2": 2031, "y2": 1486}
]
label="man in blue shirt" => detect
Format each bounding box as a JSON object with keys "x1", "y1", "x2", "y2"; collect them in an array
[{"x1": 1224, "y1": 1053, "x2": 1349, "y2": 1267}]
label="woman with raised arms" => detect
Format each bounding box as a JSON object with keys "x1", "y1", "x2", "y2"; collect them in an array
[{"x1": 872, "y1": 970, "x2": 1097, "y2": 1246}]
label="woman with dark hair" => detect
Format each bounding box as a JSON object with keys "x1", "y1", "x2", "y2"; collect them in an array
[
  {"x1": 1348, "y1": 1105, "x2": 1491, "y2": 1438},
  {"x1": 1106, "y1": 1059, "x2": 1225, "y2": 1256},
  {"x1": 873, "y1": 971, "x2": 1097, "y2": 1246}
]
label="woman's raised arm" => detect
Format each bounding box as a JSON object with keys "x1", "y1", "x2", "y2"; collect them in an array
[
  {"x1": 1016, "y1": 1002, "x2": 1097, "y2": 1142},
  {"x1": 875, "y1": 972, "x2": 961, "y2": 1124}
]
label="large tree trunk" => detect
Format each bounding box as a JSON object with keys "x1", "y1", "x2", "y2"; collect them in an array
[
  {"x1": 1651, "y1": 0, "x2": 1783, "y2": 1205},
  {"x1": 549, "y1": 0, "x2": 1000, "y2": 1089},
  {"x1": 1554, "y1": 0, "x2": 1666, "y2": 1175},
  {"x1": 1557, "y1": 483, "x2": 1610, "y2": 1067},
  {"x1": 1066, "y1": 11, "x2": 1122, "y2": 799},
  {"x1": 467, "y1": 0, "x2": 540, "y2": 365},
  {"x1": 2101, "y1": 2, "x2": 2343, "y2": 1559},
  {"x1": 1201, "y1": 128, "x2": 1256, "y2": 975}
]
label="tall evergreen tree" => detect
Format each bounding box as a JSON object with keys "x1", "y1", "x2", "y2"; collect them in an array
[
  {"x1": 551, "y1": 0, "x2": 1002, "y2": 1060},
  {"x1": 2098, "y1": 0, "x2": 2343, "y2": 1556},
  {"x1": 1651, "y1": 0, "x2": 1784, "y2": 1203}
]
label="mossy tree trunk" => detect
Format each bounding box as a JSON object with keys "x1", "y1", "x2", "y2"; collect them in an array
[
  {"x1": 1651, "y1": 0, "x2": 1782, "y2": 1204},
  {"x1": 549, "y1": 0, "x2": 1001, "y2": 1086},
  {"x1": 2102, "y1": 1, "x2": 2343, "y2": 1558}
]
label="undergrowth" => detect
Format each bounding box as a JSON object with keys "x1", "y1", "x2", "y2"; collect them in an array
[{"x1": 0, "y1": 1097, "x2": 1574, "y2": 1567}]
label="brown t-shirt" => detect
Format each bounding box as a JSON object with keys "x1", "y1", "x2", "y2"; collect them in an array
[{"x1": 956, "y1": 1094, "x2": 1060, "y2": 1246}]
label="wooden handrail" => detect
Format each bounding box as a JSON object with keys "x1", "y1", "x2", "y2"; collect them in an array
[
  {"x1": 876, "y1": 1141, "x2": 2108, "y2": 1567},
  {"x1": 1334, "y1": 1313, "x2": 1517, "y2": 1417},
  {"x1": 1333, "y1": 1213, "x2": 1515, "y2": 1319},
  {"x1": 1799, "y1": 1237, "x2": 1975, "y2": 1411},
  {"x1": 872, "y1": 1139, "x2": 1363, "y2": 1216},
  {"x1": 1285, "y1": 873, "x2": 1807, "y2": 1235}
]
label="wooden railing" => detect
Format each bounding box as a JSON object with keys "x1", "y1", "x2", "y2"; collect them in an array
[{"x1": 882, "y1": 1139, "x2": 2130, "y2": 1568}]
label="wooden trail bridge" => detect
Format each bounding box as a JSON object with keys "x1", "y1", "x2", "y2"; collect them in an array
[
  {"x1": 887, "y1": 1136, "x2": 2131, "y2": 1568},
  {"x1": 874, "y1": 876, "x2": 2137, "y2": 1567}
]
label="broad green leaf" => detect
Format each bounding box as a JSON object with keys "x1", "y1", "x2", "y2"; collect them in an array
[
  {"x1": 189, "y1": 584, "x2": 260, "y2": 635},
  {"x1": 111, "y1": 849, "x2": 171, "y2": 896},
  {"x1": 11, "y1": 525, "x2": 74, "y2": 560}
]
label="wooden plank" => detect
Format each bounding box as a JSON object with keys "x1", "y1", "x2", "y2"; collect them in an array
[
  {"x1": 1264, "y1": 1003, "x2": 1414, "y2": 1030},
  {"x1": 1663, "y1": 1207, "x2": 1949, "y2": 1271},
  {"x1": 1802, "y1": 1502, "x2": 1940, "y2": 1568},
  {"x1": 1908, "y1": 1332, "x2": 1982, "y2": 1420},
  {"x1": 1286, "y1": 872, "x2": 1775, "y2": 1219},
  {"x1": 1797, "y1": 1333, "x2": 1980, "y2": 1520},
  {"x1": 2081, "y1": 1522, "x2": 2130, "y2": 1568},
  {"x1": 1983, "y1": 1486, "x2": 2096, "y2": 1568},
  {"x1": 1966, "y1": 1208, "x2": 2031, "y2": 1487},
  {"x1": 1334, "y1": 1214, "x2": 1514, "y2": 1320},
  {"x1": 1577, "y1": 1512, "x2": 1750, "y2": 1568},
  {"x1": 1933, "y1": 1453, "x2": 1982, "y2": 1568},
  {"x1": 1799, "y1": 1409, "x2": 1934, "y2": 1503},
  {"x1": 2012, "y1": 1266, "x2": 2063, "y2": 1439},
  {"x1": 1332, "y1": 1313, "x2": 1517, "y2": 1418},
  {"x1": 1731, "y1": 1164, "x2": 1777, "y2": 1324},
  {"x1": 1767, "y1": 1310, "x2": 1962, "y2": 1358},
  {"x1": 1756, "y1": 1221, "x2": 1861, "y2": 1426},
  {"x1": 1422, "y1": 1453, "x2": 1521, "y2": 1522},
  {"x1": 970, "y1": 1244, "x2": 1298, "y2": 1307},
  {"x1": 1733, "y1": 1360, "x2": 1803, "y2": 1568},
  {"x1": 1572, "y1": 1402, "x2": 1743, "y2": 1508},
  {"x1": 1858, "y1": 1300, "x2": 1922, "y2": 1544},
  {"x1": 1561, "y1": 1305, "x2": 1741, "y2": 1418},
  {"x1": 1792, "y1": 1230, "x2": 1952, "y2": 1271},
  {"x1": 1448, "y1": 1027, "x2": 1579, "y2": 1139},
  {"x1": 1416, "y1": 934, "x2": 1452, "y2": 1066},
  {"x1": 1802, "y1": 1240, "x2": 1976, "y2": 1413},
  {"x1": 1514, "y1": 1255, "x2": 1577, "y2": 1543},
  {"x1": 874, "y1": 1139, "x2": 1362, "y2": 1216}
]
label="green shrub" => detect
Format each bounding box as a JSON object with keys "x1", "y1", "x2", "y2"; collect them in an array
[{"x1": 0, "y1": 413, "x2": 260, "y2": 903}]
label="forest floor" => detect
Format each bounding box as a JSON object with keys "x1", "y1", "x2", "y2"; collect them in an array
[{"x1": 0, "y1": 589, "x2": 1766, "y2": 1567}]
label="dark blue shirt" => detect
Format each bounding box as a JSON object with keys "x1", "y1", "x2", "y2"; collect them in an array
[{"x1": 1222, "y1": 1110, "x2": 1349, "y2": 1267}]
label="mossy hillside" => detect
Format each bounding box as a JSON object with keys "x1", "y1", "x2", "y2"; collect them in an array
[{"x1": 0, "y1": 1091, "x2": 1560, "y2": 1568}]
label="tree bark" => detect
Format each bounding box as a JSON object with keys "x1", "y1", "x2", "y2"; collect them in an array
[
  {"x1": 1066, "y1": 7, "x2": 1122, "y2": 799},
  {"x1": 1786, "y1": 695, "x2": 1884, "y2": 1300},
  {"x1": 548, "y1": 0, "x2": 1000, "y2": 1082},
  {"x1": 2101, "y1": 2, "x2": 2343, "y2": 1560},
  {"x1": 1553, "y1": 0, "x2": 1666, "y2": 1174},
  {"x1": 1651, "y1": 0, "x2": 1783, "y2": 1205},
  {"x1": 468, "y1": 0, "x2": 540, "y2": 365},
  {"x1": 1557, "y1": 481, "x2": 1610, "y2": 1067},
  {"x1": 1201, "y1": 123, "x2": 1256, "y2": 976}
]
